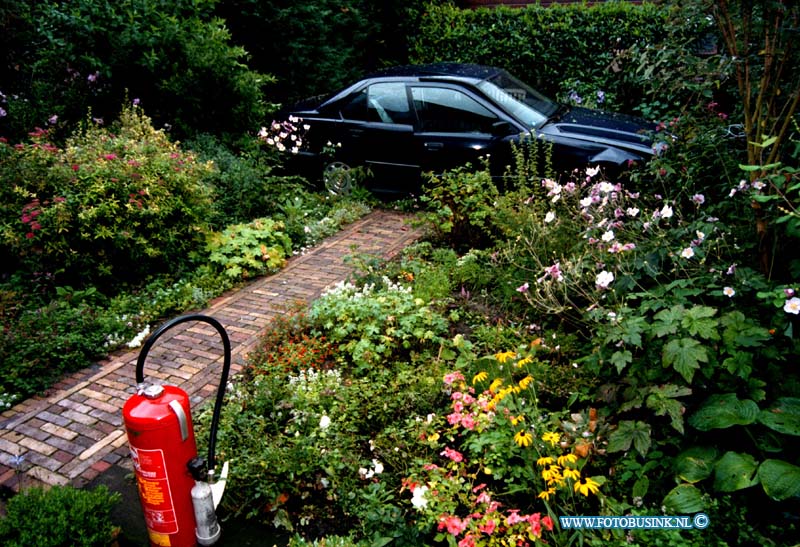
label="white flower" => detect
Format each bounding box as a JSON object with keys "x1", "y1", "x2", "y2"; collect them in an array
[
  {"x1": 319, "y1": 415, "x2": 331, "y2": 430},
  {"x1": 598, "y1": 182, "x2": 615, "y2": 194},
  {"x1": 752, "y1": 180, "x2": 766, "y2": 190},
  {"x1": 372, "y1": 459, "x2": 384, "y2": 475},
  {"x1": 126, "y1": 325, "x2": 151, "y2": 348},
  {"x1": 544, "y1": 211, "x2": 556, "y2": 223},
  {"x1": 681, "y1": 247, "x2": 695, "y2": 259},
  {"x1": 696, "y1": 231, "x2": 705, "y2": 241},
  {"x1": 580, "y1": 197, "x2": 593, "y2": 208},
  {"x1": 601, "y1": 230, "x2": 615, "y2": 242},
  {"x1": 784, "y1": 297, "x2": 800, "y2": 315},
  {"x1": 411, "y1": 485, "x2": 429, "y2": 510},
  {"x1": 586, "y1": 165, "x2": 600, "y2": 178},
  {"x1": 723, "y1": 287, "x2": 735, "y2": 297},
  {"x1": 660, "y1": 204, "x2": 673, "y2": 219},
  {"x1": 626, "y1": 207, "x2": 640, "y2": 217},
  {"x1": 595, "y1": 270, "x2": 614, "y2": 289}
]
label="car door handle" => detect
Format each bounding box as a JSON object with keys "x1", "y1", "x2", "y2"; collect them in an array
[{"x1": 425, "y1": 142, "x2": 444, "y2": 151}]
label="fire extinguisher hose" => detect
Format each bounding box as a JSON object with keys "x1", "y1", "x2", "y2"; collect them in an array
[{"x1": 135, "y1": 313, "x2": 232, "y2": 479}]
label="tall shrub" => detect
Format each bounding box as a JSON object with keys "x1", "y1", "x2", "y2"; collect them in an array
[
  {"x1": 0, "y1": 105, "x2": 215, "y2": 290},
  {"x1": 0, "y1": 0, "x2": 270, "y2": 141}
]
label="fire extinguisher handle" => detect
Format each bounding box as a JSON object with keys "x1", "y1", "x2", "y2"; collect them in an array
[{"x1": 135, "y1": 313, "x2": 232, "y2": 476}]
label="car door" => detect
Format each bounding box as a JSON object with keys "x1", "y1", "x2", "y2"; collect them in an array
[
  {"x1": 336, "y1": 82, "x2": 418, "y2": 192},
  {"x1": 409, "y1": 85, "x2": 507, "y2": 176}
]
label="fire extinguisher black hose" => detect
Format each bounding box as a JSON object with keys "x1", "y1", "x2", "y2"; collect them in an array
[{"x1": 135, "y1": 313, "x2": 232, "y2": 478}]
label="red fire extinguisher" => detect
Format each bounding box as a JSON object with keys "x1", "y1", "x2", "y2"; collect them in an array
[{"x1": 123, "y1": 314, "x2": 232, "y2": 547}]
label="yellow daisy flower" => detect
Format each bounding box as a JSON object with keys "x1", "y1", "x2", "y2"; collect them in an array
[
  {"x1": 536, "y1": 456, "x2": 554, "y2": 467},
  {"x1": 495, "y1": 350, "x2": 517, "y2": 363},
  {"x1": 516, "y1": 355, "x2": 533, "y2": 368},
  {"x1": 557, "y1": 453, "x2": 578, "y2": 466},
  {"x1": 563, "y1": 467, "x2": 581, "y2": 481},
  {"x1": 488, "y1": 378, "x2": 504, "y2": 393},
  {"x1": 514, "y1": 430, "x2": 533, "y2": 447},
  {"x1": 472, "y1": 371, "x2": 488, "y2": 385},
  {"x1": 537, "y1": 488, "x2": 556, "y2": 501},
  {"x1": 510, "y1": 415, "x2": 525, "y2": 426},
  {"x1": 574, "y1": 477, "x2": 601, "y2": 496},
  {"x1": 542, "y1": 431, "x2": 561, "y2": 447},
  {"x1": 518, "y1": 375, "x2": 534, "y2": 390},
  {"x1": 541, "y1": 464, "x2": 562, "y2": 483}
]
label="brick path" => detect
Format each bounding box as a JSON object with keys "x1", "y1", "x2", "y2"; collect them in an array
[{"x1": 0, "y1": 209, "x2": 421, "y2": 491}]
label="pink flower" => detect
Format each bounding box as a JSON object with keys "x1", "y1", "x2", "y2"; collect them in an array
[
  {"x1": 458, "y1": 534, "x2": 476, "y2": 547},
  {"x1": 460, "y1": 414, "x2": 476, "y2": 430},
  {"x1": 447, "y1": 412, "x2": 463, "y2": 426},
  {"x1": 542, "y1": 515, "x2": 554, "y2": 531},
  {"x1": 516, "y1": 282, "x2": 529, "y2": 293},
  {"x1": 443, "y1": 372, "x2": 465, "y2": 385},
  {"x1": 438, "y1": 515, "x2": 468, "y2": 536},
  {"x1": 440, "y1": 447, "x2": 464, "y2": 463},
  {"x1": 479, "y1": 519, "x2": 496, "y2": 535},
  {"x1": 506, "y1": 509, "x2": 525, "y2": 526},
  {"x1": 103, "y1": 153, "x2": 117, "y2": 160}
]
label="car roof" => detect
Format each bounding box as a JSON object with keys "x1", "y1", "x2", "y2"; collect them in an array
[{"x1": 366, "y1": 63, "x2": 502, "y2": 83}]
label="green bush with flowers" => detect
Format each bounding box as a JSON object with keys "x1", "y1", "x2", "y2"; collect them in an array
[{"x1": 0, "y1": 104, "x2": 216, "y2": 290}]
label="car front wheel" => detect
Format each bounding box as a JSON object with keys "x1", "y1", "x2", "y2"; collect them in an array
[{"x1": 323, "y1": 161, "x2": 353, "y2": 195}]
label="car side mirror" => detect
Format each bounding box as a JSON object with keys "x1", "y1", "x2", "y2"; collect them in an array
[{"x1": 491, "y1": 120, "x2": 514, "y2": 137}]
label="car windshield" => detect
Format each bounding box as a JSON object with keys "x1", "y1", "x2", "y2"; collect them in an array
[{"x1": 477, "y1": 70, "x2": 559, "y2": 129}]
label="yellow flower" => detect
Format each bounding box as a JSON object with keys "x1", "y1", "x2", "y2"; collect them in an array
[
  {"x1": 536, "y1": 456, "x2": 554, "y2": 467},
  {"x1": 488, "y1": 378, "x2": 504, "y2": 393},
  {"x1": 495, "y1": 350, "x2": 516, "y2": 363},
  {"x1": 428, "y1": 432, "x2": 440, "y2": 443},
  {"x1": 542, "y1": 431, "x2": 561, "y2": 447},
  {"x1": 516, "y1": 356, "x2": 533, "y2": 367},
  {"x1": 563, "y1": 467, "x2": 581, "y2": 481},
  {"x1": 541, "y1": 464, "x2": 562, "y2": 483},
  {"x1": 514, "y1": 430, "x2": 533, "y2": 447},
  {"x1": 557, "y1": 453, "x2": 578, "y2": 466},
  {"x1": 472, "y1": 371, "x2": 488, "y2": 385},
  {"x1": 574, "y1": 477, "x2": 601, "y2": 496},
  {"x1": 537, "y1": 488, "x2": 556, "y2": 501},
  {"x1": 510, "y1": 415, "x2": 525, "y2": 426},
  {"x1": 518, "y1": 375, "x2": 533, "y2": 390}
]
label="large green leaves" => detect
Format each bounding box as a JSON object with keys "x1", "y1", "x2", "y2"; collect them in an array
[
  {"x1": 607, "y1": 420, "x2": 651, "y2": 457},
  {"x1": 662, "y1": 337, "x2": 708, "y2": 383},
  {"x1": 713, "y1": 452, "x2": 758, "y2": 492},
  {"x1": 757, "y1": 397, "x2": 800, "y2": 436},
  {"x1": 688, "y1": 393, "x2": 759, "y2": 431},
  {"x1": 675, "y1": 446, "x2": 718, "y2": 483},
  {"x1": 757, "y1": 459, "x2": 800, "y2": 500},
  {"x1": 662, "y1": 484, "x2": 705, "y2": 513}
]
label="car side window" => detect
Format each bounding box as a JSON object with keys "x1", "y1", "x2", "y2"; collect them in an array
[
  {"x1": 340, "y1": 83, "x2": 412, "y2": 125},
  {"x1": 411, "y1": 86, "x2": 498, "y2": 133}
]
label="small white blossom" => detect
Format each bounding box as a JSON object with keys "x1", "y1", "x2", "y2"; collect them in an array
[
  {"x1": 595, "y1": 270, "x2": 614, "y2": 289},
  {"x1": 723, "y1": 287, "x2": 735, "y2": 297},
  {"x1": 784, "y1": 297, "x2": 800, "y2": 315},
  {"x1": 411, "y1": 485, "x2": 429, "y2": 510},
  {"x1": 319, "y1": 415, "x2": 331, "y2": 430},
  {"x1": 660, "y1": 204, "x2": 674, "y2": 219},
  {"x1": 544, "y1": 211, "x2": 556, "y2": 223},
  {"x1": 681, "y1": 247, "x2": 695, "y2": 259}
]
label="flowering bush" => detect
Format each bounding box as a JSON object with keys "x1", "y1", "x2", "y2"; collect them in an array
[
  {"x1": 403, "y1": 350, "x2": 610, "y2": 546},
  {"x1": 0, "y1": 105, "x2": 215, "y2": 290},
  {"x1": 308, "y1": 277, "x2": 450, "y2": 373}
]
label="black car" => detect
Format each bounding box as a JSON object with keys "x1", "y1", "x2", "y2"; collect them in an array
[{"x1": 283, "y1": 63, "x2": 656, "y2": 194}]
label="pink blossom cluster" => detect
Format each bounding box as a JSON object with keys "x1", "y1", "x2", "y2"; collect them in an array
[{"x1": 436, "y1": 484, "x2": 554, "y2": 546}]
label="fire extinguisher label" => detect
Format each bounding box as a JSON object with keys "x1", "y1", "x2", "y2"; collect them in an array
[{"x1": 131, "y1": 446, "x2": 179, "y2": 537}]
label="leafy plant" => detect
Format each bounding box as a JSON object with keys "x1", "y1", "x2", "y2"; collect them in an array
[
  {"x1": 0, "y1": 485, "x2": 120, "y2": 547},
  {"x1": 205, "y1": 217, "x2": 292, "y2": 279}
]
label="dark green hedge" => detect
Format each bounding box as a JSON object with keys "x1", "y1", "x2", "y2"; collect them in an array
[{"x1": 410, "y1": 1, "x2": 686, "y2": 112}]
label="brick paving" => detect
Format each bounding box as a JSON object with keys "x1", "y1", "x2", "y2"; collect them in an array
[{"x1": 0, "y1": 209, "x2": 421, "y2": 491}]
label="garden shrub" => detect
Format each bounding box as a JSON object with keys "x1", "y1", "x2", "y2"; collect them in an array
[
  {"x1": 205, "y1": 217, "x2": 292, "y2": 280},
  {"x1": 411, "y1": 1, "x2": 691, "y2": 114},
  {"x1": 0, "y1": 105, "x2": 215, "y2": 291},
  {"x1": 0, "y1": 485, "x2": 120, "y2": 547},
  {"x1": 0, "y1": 0, "x2": 271, "y2": 142},
  {"x1": 308, "y1": 277, "x2": 450, "y2": 374}
]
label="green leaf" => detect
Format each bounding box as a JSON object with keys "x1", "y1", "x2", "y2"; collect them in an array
[
  {"x1": 662, "y1": 484, "x2": 705, "y2": 513},
  {"x1": 651, "y1": 305, "x2": 683, "y2": 337},
  {"x1": 646, "y1": 384, "x2": 692, "y2": 434},
  {"x1": 757, "y1": 397, "x2": 800, "y2": 436},
  {"x1": 675, "y1": 446, "x2": 718, "y2": 483},
  {"x1": 662, "y1": 337, "x2": 708, "y2": 383},
  {"x1": 757, "y1": 459, "x2": 800, "y2": 500},
  {"x1": 688, "y1": 393, "x2": 759, "y2": 430},
  {"x1": 721, "y1": 311, "x2": 770, "y2": 349},
  {"x1": 610, "y1": 350, "x2": 632, "y2": 373},
  {"x1": 681, "y1": 306, "x2": 719, "y2": 340},
  {"x1": 722, "y1": 353, "x2": 753, "y2": 379},
  {"x1": 607, "y1": 420, "x2": 651, "y2": 457},
  {"x1": 713, "y1": 452, "x2": 759, "y2": 492},
  {"x1": 632, "y1": 476, "x2": 649, "y2": 499}
]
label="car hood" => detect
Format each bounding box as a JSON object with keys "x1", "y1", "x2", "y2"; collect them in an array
[{"x1": 542, "y1": 106, "x2": 656, "y2": 152}]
